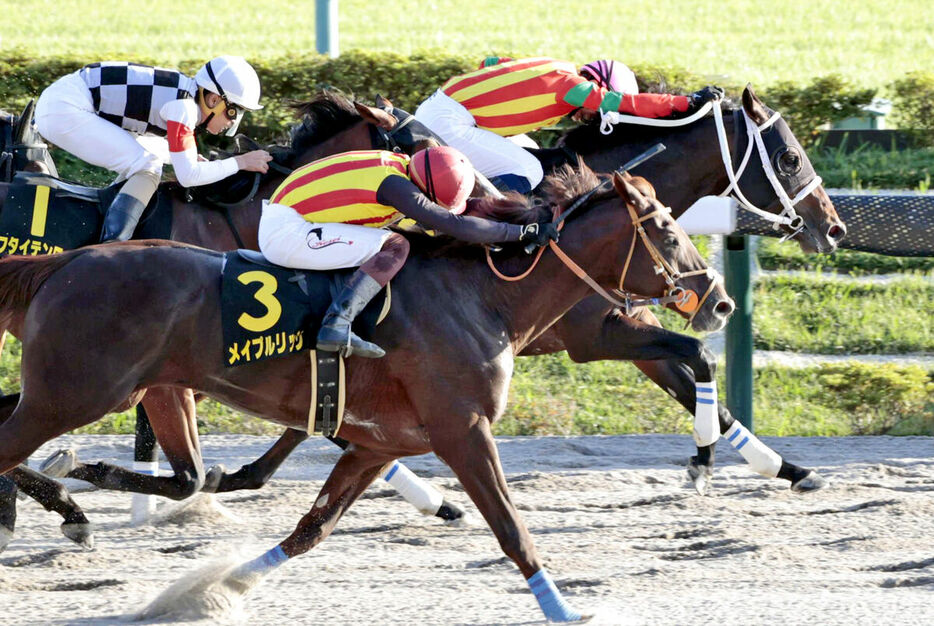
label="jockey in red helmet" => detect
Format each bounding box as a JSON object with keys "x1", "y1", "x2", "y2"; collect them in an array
[
  {"x1": 258, "y1": 147, "x2": 558, "y2": 357},
  {"x1": 415, "y1": 56, "x2": 723, "y2": 194}
]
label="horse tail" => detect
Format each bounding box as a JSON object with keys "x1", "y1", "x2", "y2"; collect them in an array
[{"x1": 0, "y1": 248, "x2": 90, "y2": 312}]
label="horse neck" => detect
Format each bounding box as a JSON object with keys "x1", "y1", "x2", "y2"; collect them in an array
[
  {"x1": 576, "y1": 116, "x2": 735, "y2": 219},
  {"x1": 451, "y1": 204, "x2": 637, "y2": 352}
]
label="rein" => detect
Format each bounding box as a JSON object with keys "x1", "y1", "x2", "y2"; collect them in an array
[{"x1": 598, "y1": 98, "x2": 821, "y2": 240}]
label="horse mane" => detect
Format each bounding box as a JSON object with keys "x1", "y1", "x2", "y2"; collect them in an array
[
  {"x1": 405, "y1": 161, "x2": 608, "y2": 258},
  {"x1": 561, "y1": 98, "x2": 740, "y2": 153},
  {"x1": 281, "y1": 91, "x2": 363, "y2": 164},
  {"x1": 0, "y1": 248, "x2": 90, "y2": 311}
]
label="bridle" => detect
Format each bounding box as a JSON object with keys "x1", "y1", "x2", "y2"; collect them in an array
[
  {"x1": 487, "y1": 174, "x2": 721, "y2": 327},
  {"x1": 598, "y1": 97, "x2": 823, "y2": 242},
  {"x1": 372, "y1": 108, "x2": 420, "y2": 153}
]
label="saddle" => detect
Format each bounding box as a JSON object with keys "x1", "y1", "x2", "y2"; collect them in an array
[
  {"x1": 0, "y1": 172, "x2": 171, "y2": 256},
  {"x1": 220, "y1": 250, "x2": 392, "y2": 436}
]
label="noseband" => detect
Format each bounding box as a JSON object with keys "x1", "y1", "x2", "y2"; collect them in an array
[{"x1": 598, "y1": 98, "x2": 823, "y2": 241}]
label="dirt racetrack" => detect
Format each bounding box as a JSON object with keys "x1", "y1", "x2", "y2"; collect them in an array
[{"x1": 1, "y1": 433, "x2": 932, "y2": 625}]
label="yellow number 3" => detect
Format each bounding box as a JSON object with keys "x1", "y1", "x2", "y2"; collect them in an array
[{"x1": 237, "y1": 270, "x2": 282, "y2": 332}]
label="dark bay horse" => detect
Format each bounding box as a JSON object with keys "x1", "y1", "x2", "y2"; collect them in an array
[{"x1": 0, "y1": 168, "x2": 730, "y2": 621}]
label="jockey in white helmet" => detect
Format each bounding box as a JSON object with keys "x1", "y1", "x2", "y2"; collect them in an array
[{"x1": 36, "y1": 55, "x2": 272, "y2": 242}]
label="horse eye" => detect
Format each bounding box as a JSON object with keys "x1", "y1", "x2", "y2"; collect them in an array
[
  {"x1": 775, "y1": 148, "x2": 802, "y2": 175},
  {"x1": 664, "y1": 234, "x2": 679, "y2": 247}
]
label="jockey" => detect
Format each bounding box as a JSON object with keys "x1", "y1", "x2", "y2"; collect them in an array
[
  {"x1": 35, "y1": 55, "x2": 273, "y2": 242},
  {"x1": 415, "y1": 56, "x2": 724, "y2": 193},
  {"x1": 258, "y1": 146, "x2": 558, "y2": 358}
]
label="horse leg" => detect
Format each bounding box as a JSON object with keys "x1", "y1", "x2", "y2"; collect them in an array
[
  {"x1": 42, "y1": 388, "x2": 207, "y2": 500},
  {"x1": 428, "y1": 415, "x2": 588, "y2": 622},
  {"x1": 207, "y1": 427, "x2": 311, "y2": 492},
  {"x1": 6, "y1": 466, "x2": 93, "y2": 549},
  {"x1": 139, "y1": 443, "x2": 395, "y2": 620},
  {"x1": 556, "y1": 304, "x2": 720, "y2": 493},
  {"x1": 0, "y1": 476, "x2": 15, "y2": 551},
  {"x1": 621, "y1": 310, "x2": 827, "y2": 493},
  {"x1": 208, "y1": 428, "x2": 465, "y2": 521}
]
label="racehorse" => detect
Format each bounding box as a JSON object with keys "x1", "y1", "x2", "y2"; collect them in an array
[
  {"x1": 2, "y1": 85, "x2": 838, "y2": 549},
  {"x1": 0, "y1": 92, "x2": 446, "y2": 551},
  {"x1": 0, "y1": 166, "x2": 731, "y2": 621}
]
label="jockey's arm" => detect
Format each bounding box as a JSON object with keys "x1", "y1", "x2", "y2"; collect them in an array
[
  {"x1": 161, "y1": 99, "x2": 238, "y2": 187},
  {"x1": 561, "y1": 76, "x2": 691, "y2": 118},
  {"x1": 377, "y1": 176, "x2": 523, "y2": 244}
]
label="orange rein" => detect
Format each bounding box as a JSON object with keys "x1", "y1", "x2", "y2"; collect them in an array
[{"x1": 485, "y1": 198, "x2": 716, "y2": 324}]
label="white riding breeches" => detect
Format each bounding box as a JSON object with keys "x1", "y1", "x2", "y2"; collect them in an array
[
  {"x1": 258, "y1": 201, "x2": 390, "y2": 271},
  {"x1": 414, "y1": 90, "x2": 544, "y2": 189},
  {"x1": 35, "y1": 72, "x2": 163, "y2": 181}
]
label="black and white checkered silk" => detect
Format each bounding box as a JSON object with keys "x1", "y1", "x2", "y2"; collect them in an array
[{"x1": 78, "y1": 62, "x2": 197, "y2": 137}]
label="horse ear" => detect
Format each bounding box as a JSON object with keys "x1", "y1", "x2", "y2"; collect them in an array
[
  {"x1": 374, "y1": 94, "x2": 394, "y2": 112},
  {"x1": 742, "y1": 84, "x2": 769, "y2": 125},
  {"x1": 353, "y1": 101, "x2": 398, "y2": 130},
  {"x1": 612, "y1": 172, "x2": 639, "y2": 204},
  {"x1": 13, "y1": 99, "x2": 36, "y2": 143},
  {"x1": 628, "y1": 175, "x2": 657, "y2": 199}
]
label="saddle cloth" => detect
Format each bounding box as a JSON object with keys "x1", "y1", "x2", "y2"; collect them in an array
[
  {"x1": 220, "y1": 250, "x2": 392, "y2": 435},
  {"x1": 0, "y1": 172, "x2": 172, "y2": 256}
]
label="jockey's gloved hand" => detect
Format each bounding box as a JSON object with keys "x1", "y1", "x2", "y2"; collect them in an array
[
  {"x1": 689, "y1": 86, "x2": 725, "y2": 109},
  {"x1": 519, "y1": 222, "x2": 560, "y2": 249}
]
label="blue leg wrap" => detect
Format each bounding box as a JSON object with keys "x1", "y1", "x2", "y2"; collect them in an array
[
  {"x1": 527, "y1": 569, "x2": 581, "y2": 622},
  {"x1": 238, "y1": 545, "x2": 289, "y2": 577}
]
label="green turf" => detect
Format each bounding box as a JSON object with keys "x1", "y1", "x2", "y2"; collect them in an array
[{"x1": 5, "y1": 0, "x2": 932, "y2": 90}]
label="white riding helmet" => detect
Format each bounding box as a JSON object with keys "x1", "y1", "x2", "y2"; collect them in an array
[{"x1": 194, "y1": 55, "x2": 263, "y2": 136}]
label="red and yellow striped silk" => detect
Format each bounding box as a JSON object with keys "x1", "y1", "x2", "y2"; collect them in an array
[
  {"x1": 269, "y1": 150, "x2": 411, "y2": 227},
  {"x1": 441, "y1": 57, "x2": 585, "y2": 136}
]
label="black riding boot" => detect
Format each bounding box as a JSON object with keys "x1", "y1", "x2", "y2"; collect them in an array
[
  {"x1": 99, "y1": 193, "x2": 146, "y2": 243},
  {"x1": 316, "y1": 271, "x2": 385, "y2": 358}
]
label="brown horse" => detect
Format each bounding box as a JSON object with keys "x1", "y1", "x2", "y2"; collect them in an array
[
  {"x1": 0, "y1": 167, "x2": 730, "y2": 621},
  {"x1": 0, "y1": 92, "x2": 444, "y2": 550},
  {"x1": 3, "y1": 86, "x2": 835, "y2": 548}
]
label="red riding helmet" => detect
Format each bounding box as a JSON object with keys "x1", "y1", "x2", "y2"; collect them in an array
[
  {"x1": 580, "y1": 59, "x2": 638, "y2": 95},
  {"x1": 408, "y1": 146, "x2": 475, "y2": 215}
]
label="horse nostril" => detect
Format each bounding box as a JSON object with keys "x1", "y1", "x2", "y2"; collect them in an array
[
  {"x1": 715, "y1": 300, "x2": 735, "y2": 318},
  {"x1": 828, "y1": 223, "x2": 846, "y2": 242}
]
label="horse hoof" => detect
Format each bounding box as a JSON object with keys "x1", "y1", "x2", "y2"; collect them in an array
[
  {"x1": 687, "y1": 462, "x2": 713, "y2": 496},
  {"x1": 40, "y1": 449, "x2": 78, "y2": 478},
  {"x1": 791, "y1": 471, "x2": 829, "y2": 493},
  {"x1": 201, "y1": 465, "x2": 225, "y2": 494},
  {"x1": 0, "y1": 526, "x2": 13, "y2": 553},
  {"x1": 61, "y1": 522, "x2": 94, "y2": 550},
  {"x1": 434, "y1": 499, "x2": 465, "y2": 521}
]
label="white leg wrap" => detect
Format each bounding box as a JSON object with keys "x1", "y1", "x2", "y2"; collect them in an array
[
  {"x1": 383, "y1": 461, "x2": 443, "y2": 515},
  {"x1": 130, "y1": 461, "x2": 159, "y2": 524},
  {"x1": 723, "y1": 422, "x2": 782, "y2": 477},
  {"x1": 693, "y1": 381, "x2": 720, "y2": 447}
]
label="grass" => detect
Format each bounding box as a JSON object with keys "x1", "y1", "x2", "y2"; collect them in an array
[
  {"x1": 501, "y1": 354, "x2": 933, "y2": 437},
  {"x1": 3, "y1": 1, "x2": 933, "y2": 90},
  {"x1": 810, "y1": 143, "x2": 934, "y2": 191},
  {"x1": 753, "y1": 274, "x2": 933, "y2": 354}
]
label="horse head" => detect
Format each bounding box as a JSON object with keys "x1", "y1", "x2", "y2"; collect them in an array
[
  {"x1": 533, "y1": 164, "x2": 733, "y2": 334},
  {"x1": 734, "y1": 85, "x2": 845, "y2": 253},
  {"x1": 611, "y1": 172, "x2": 734, "y2": 332}
]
